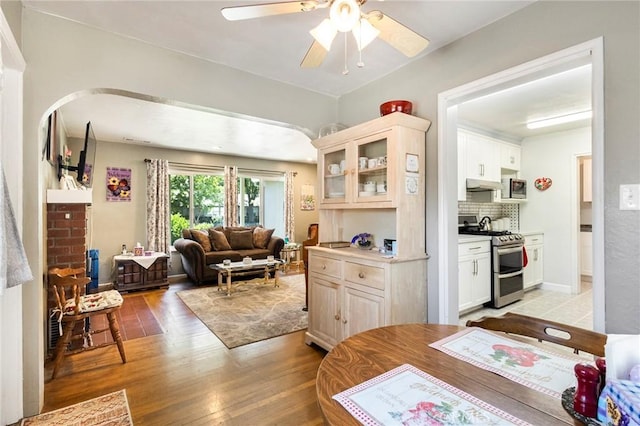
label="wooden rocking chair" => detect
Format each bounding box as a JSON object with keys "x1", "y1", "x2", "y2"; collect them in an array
[
  {"x1": 466, "y1": 312, "x2": 607, "y2": 357},
  {"x1": 48, "y1": 267, "x2": 127, "y2": 379}
]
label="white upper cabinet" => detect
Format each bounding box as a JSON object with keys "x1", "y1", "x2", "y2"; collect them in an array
[
  {"x1": 462, "y1": 131, "x2": 501, "y2": 182},
  {"x1": 458, "y1": 129, "x2": 523, "y2": 202},
  {"x1": 500, "y1": 141, "x2": 521, "y2": 172}
]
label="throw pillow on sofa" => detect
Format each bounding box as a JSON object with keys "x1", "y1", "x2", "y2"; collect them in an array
[
  {"x1": 208, "y1": 228, "x2": 232, "y2": 251},
  {"x1": 229, "y1": 230, "x2": 254, "y2": 250},
  {"x1": 191, "y1": 229, "x2": 212, "y2": 252},
  {"x1": 253, "y1": 227, "x2": 275, "y2": 249}
]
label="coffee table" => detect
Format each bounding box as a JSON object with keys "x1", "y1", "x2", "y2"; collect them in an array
[{"x1": 210, "y1": 259, "x2": 284, "y2": 296}]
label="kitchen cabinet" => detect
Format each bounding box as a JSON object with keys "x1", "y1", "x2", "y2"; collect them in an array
[
  {"x1": 523, "y1": 233, "x2": 544, "y2": 289},
  {"x1": 460, "y1": 130, "x2": 501, "y2": 183},
  {"x1": 306, "y1": 249, "x2": 425, "y2": 351},
  {"x1": 582, "y1": 158, "x2": 592, "y2": 202},
  {"x1": 458, "y1": 129, "x2": 512, "y2": 201},
  {"x1": 580, "y1": 231, "x2": 593, "y2": 276},
  {"x1": 457, "y1": 132, "x2": 468, "y2": 201},
  {"x1": 458, "y1": 239, "x2": 491, "y2": 311},
  {"x1": 500, "y1": 142, "x2": 521, "y2": 171}
]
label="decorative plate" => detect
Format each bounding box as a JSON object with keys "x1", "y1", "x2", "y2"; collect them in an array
[{"x1": 535, "y1": 177, "x2": 552, "y2": 191}]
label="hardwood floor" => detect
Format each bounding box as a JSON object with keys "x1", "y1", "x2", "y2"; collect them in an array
[
  {"x1": 43, "y1": 273, "x2": 327, "y2": 425},
  {"x1": 40, "y1": 275, "x2": 596, "y2": 424}
]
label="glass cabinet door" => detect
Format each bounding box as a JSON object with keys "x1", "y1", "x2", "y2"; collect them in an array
[
  {"x1": 354, "y1": 134, "x2": 389, "y2": 202},
  {"x1": 321, "y1": 147, "x2": 347, "y2": 202}
]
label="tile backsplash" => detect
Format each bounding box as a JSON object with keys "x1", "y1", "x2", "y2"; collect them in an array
[{"x1": 458, "y1": 201, "x2": 519, "y2": 231}]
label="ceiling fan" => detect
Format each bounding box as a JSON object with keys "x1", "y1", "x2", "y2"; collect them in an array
[{"x1": 221, "y1": 0, "x2": 429, "y2": 68}]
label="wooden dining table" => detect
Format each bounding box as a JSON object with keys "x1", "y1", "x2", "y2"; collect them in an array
[{"x1": 316, "y1": 323, "x2": 581, "y2": 425}]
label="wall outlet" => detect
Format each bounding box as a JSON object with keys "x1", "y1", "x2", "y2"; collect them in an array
[{"x1": 619, "y1": 184, "x2": 640, "y2": 210}]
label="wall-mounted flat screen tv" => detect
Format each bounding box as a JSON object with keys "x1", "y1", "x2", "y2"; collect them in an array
[{"x1": 58, "y1": 121, "x2": 97, "y2": 188}]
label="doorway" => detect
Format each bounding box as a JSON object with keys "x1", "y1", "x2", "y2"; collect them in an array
[{"x1": 434, "y1": 38, "x2": 605, "y2": 332}]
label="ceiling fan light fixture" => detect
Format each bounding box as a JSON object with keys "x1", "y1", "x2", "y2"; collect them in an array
[
  {"x1": 352, "y1": 18, "x2": 380, "y2": 51},
  {"x1": 526, "y1": 110, "x2": 592, "y2": 129},
  {"x1": 330, "y1": 0, "x2": 360, "y2": 32},
  {"x1": 310, "y1": 18, "x2": 337, "y2": 51}
]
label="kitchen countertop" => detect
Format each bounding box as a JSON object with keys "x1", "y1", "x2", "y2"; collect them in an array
[
  {"x1": 518, "y1": 230, "x2": 544, "y2": 236},
  {"x1": 458, "y1": 235, "x2": 492, "y2": 243}
]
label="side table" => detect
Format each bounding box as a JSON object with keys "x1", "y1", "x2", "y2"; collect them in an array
[
  {"x1": 113, "y1": 252, "x2": 169, "y2": 292},
  {"x1": 280, "y1": 243, "x2": 302, "y2": 273}
]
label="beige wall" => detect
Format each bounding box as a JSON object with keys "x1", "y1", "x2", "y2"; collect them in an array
[{"x1": 67, "y1": 139, "x2": 318, "y2": 283}]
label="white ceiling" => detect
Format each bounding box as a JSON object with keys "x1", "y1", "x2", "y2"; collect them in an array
[{"x1": 25, "y1": 1, "x2": 591, "y2": 163}]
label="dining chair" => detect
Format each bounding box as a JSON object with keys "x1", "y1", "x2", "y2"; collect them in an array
[
  {"x1": 466, "y1": 312, "x2": 607, "y2": 357},
  {"x1": 48, "y1": 267, "x2": 127, "y2": 379}
]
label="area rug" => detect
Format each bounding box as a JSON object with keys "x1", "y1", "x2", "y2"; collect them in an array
[
  {"x1": 21, "y1": 389, "x2": 132, "y2": 426},
  {"x1": 176, "y1": 274, "x2": 307, "y2": 348}
]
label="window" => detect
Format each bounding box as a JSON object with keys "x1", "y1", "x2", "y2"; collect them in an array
[
  {"x1": 169, "y1": 167, "x2": 286, "y2": 244},
  {"x1": 170, "y1": 173, "x2": 224, "y2": 243},
  {"x1": 238, "y1": 174, "x2": 285, "y2": 238}
]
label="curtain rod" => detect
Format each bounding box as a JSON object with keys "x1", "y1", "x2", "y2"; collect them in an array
[{"x1": 145, "y1": 159, "x2": 297, "y2": 176}]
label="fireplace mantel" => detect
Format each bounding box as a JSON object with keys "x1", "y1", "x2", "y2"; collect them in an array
[{"x1": 46, "y1": 189, "x2": 93, "y2": 204}]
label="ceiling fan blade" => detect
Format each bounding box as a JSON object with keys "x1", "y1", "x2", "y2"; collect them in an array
[
  {"x1": 221, "y1": 1, "x2": 322, "y2": 21},
  {"x1": 301, "y1": 40, "x2": 328, "y2": 68},
  {"x1": 366, "y1": 11, "x2": 429, "y2": 57}
]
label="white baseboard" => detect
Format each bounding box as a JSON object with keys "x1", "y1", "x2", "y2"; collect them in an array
[{"x1": 540, "y1": 281, "x2": 571, "y2": 294}]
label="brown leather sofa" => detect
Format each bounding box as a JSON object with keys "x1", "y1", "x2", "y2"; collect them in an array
[{"x1": 174, "y1": 226, "x2": 284, "y2": 285}]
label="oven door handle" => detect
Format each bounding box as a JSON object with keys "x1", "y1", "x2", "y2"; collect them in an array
[
  {"x1": 496, "y1": 246, "x2": 523, "y2": 255},
  {"x1": 498, "y1": 270, "x2": 523, "y2": 279}
]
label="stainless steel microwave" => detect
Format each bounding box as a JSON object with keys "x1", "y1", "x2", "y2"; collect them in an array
[{"x1": 502, "y1": 178, "x2": 527, "y2": 199}]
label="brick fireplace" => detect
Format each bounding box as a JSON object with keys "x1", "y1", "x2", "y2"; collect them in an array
[
  {"x1": 46, "y1": 203, "x2": 88, "y2": 271},
  {"x1": 46, "y1": 199, "x2": 90, "y2": 350}
]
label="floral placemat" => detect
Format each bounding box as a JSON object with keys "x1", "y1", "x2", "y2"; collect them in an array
[
  {"x1": 430, "y1": 328, "x2": 586, "y2": 398},
  {"x1": 333, "y1": 364, "x2": 532, "y2": 425}
]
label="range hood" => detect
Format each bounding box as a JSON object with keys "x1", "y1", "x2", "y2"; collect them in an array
[{"x1": 466, "y1": 178, "x2": 502, "y2": 192}]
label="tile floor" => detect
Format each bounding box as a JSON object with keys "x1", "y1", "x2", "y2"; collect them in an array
[{"x1": 459, "y1": 281, "x2": 593, "y2": 330}]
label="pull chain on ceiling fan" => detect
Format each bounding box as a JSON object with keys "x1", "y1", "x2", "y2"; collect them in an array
[{"x1": 221, "y1": 0, "x2": 430, "y2": 69}]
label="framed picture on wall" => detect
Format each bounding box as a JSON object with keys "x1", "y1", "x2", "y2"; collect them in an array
[
  {"x1": 106, "y1": 167, "x2": 132, "y2": 202},
  {"x1": 301, "y1": 184, "x2": 315, "y2": 211}
]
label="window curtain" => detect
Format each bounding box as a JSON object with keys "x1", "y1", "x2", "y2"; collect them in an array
[
  {"x1": 224, "y1": 165, "x2": 238, "y2": 226},
  {"x1": 146, "y1": 159, "x2": 170, "y2": 254},
  {"x1": 284, "y1": 170, "x2": 295, "y2": 241}
]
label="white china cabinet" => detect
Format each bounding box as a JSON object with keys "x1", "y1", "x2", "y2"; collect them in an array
[{"x1": 306, "y1": 112, "x2": 431, "y2": 351}]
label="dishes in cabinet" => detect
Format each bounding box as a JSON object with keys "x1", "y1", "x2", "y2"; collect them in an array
[
  {"x1": 328, "y1": 192, "x2": 345, "y2": 198},
  {"x1": 359, "y1": 191, "x2": 376, "y2": 197}
]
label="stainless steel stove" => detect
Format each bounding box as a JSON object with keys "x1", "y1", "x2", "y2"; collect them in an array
[{"x1": 459, "y1": 215, "x2": 524, "y2": 308}]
